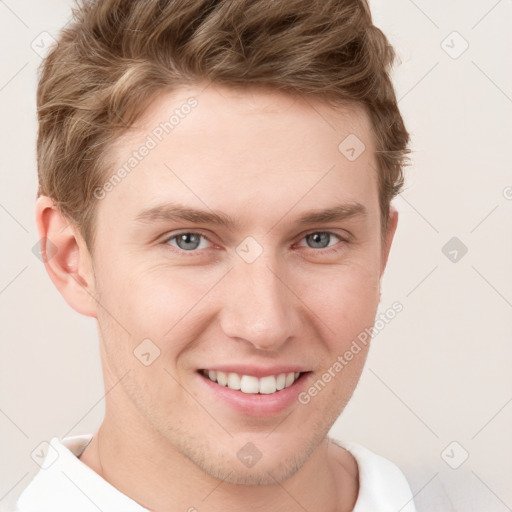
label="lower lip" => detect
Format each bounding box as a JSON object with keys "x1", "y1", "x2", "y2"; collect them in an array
[{"x1": 197, "y1": 372, "x2": 311, "y2": 417}]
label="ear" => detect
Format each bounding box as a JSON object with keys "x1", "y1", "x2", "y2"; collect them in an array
[
  {"x1": 380, "y1": 205, "x2": 398, "y2": 277},
  {"x1": 35, "y1": 195, "x2": 98, "y2": 318}
]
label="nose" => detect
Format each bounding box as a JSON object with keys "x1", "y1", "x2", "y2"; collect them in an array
[{"x1": 219, "y1": 256, "x2": 300, "y2": 352}]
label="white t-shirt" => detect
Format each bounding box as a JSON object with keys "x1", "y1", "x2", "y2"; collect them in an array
[{"x1": 16, "y1": 435, "x2": 416, "y2": 512}]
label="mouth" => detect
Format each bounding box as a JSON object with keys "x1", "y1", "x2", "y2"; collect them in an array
[
  {"x1": 199, "y1": 369, "x2": 304, "y2": 395},
  {"x1": 197, "y1": 367, "x2": 311, "y2": 416}
]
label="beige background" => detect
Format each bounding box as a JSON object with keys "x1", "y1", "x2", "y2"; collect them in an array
[{"x1": 1, "y1": 1, "x2": 511, "y2": 511}]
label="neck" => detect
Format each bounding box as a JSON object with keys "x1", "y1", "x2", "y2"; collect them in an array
[{"x1": 80, "y1": 415, "x2": 358, "y2": 512}]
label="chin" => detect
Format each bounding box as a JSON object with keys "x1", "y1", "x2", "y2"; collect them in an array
[
  {"x1": 197, "y1": 452, "x2": 306, "y2": 486},
  {"x1": 176, "y1": 430, "x2": 324, "y2": 487}
]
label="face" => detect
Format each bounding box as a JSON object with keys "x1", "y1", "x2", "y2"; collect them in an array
[{"x1": 89, "y1": 84, "x2": 394, "y2": 485}]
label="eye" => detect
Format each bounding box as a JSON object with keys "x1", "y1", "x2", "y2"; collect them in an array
[
  {"x1": 164, "y1": 232, "x2": 212, "y2": 252},
  {"x1": 162, "y1": 230, "x2": 346, "y2": 256},
  {"x1": 298, "y1": 231, "x2": 344, "y2": 252}
]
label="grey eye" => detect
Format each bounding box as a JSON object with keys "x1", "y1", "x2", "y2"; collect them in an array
[
  {"x1": 174, "y1": 233, "x2": 202, "y2": 250},
  {"x1": 305, "y1": 232, "x2": 332, "y2": 249}
]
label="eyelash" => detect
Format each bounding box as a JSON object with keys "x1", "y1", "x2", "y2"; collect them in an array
[{"x1": 162, "y1": 230, "x2": 347, "y2": 257}]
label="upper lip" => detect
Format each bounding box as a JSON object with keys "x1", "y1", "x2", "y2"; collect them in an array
[{"x1": 199, "y1": 365, "x2": 310, "y2": 378}]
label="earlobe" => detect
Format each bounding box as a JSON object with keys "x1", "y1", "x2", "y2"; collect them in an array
[
  {"x1": 380, "y1": 206, "x2": 399, "y2": 276},
  {"x1": 35, "y1": 196, "x2": 98, "y2": 318}
]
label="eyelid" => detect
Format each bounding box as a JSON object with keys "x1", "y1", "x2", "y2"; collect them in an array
[
  {"x1": 296, "y1": 230, "x2": 342, "y2": 245},
  {"x1": 296, "y1": 226, "x2": 352, "y2": 242},
  {"x1": 162, "y1": 230, "x2": 216, "y2": 249},
  {"x1": 161, "y1": 228, "x2": 349, "y2": 256},
  {"x1": 294, "y1": 230, "x2": 349, "y2": 255}
]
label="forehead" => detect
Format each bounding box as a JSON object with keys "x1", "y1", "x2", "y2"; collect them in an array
[{"x1": 98, "y1": 84, "x2": 379, "y2": 228}]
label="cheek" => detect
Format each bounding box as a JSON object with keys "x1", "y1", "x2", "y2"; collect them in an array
[
  {"x1": 299, "y1": 266, "x2": 378, "y2": 409},
  {"x1": 303, "y1": 261, "x2": 381, "y2": 341},
  {"x1": 94, "y1": 261, "x2": 215, "y2": 364},
  {"x1": 95, "y1": 257, "x2": 186, "y2": 326}
]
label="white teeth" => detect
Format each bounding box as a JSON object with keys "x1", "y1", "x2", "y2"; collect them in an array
[
  {"x1": 227, "y1": 372, "x2": 241, "y2": 390},
  {"x1": 203, "y1": 370, "x2": 301, "y2": 394},
  {"x1": 259, "y1": 375, "x2": 277, "y2": 394},
  {"x1": 240, "y1": 375, "x2": 260, "y2": 393},
  {"x1": 285, "y1": 372, "x2": 295, "y2": 387},
  {"x1": 216, "y1": 370, "x2": 228, "y2": 387}
]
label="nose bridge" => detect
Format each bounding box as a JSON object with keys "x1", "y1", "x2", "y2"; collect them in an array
[{"x1": 220, "y1": 253, "x2": 297, "y2": 350}]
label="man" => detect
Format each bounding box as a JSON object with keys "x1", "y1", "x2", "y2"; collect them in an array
[{"x1": 17, "y1": 0, "x2": 414, "y2": 510}]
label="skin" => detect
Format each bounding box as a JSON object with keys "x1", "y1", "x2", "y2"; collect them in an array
[{"x1": 36, "y1": 83, "x2": 398, "y2": 512}]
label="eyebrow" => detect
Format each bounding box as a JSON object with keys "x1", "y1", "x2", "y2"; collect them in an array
[{"x1": 133, "y1": 202, "x2": 367, "y2": 231}]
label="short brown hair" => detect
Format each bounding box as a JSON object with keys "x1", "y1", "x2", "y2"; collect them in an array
[{"x1": 37, "y1": 0, "x2": 409, "y2": 249}]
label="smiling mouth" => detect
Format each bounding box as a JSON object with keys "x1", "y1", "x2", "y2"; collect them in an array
[{"x1": 199, "y1": 369, "x2": 305, "y2": 395}]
